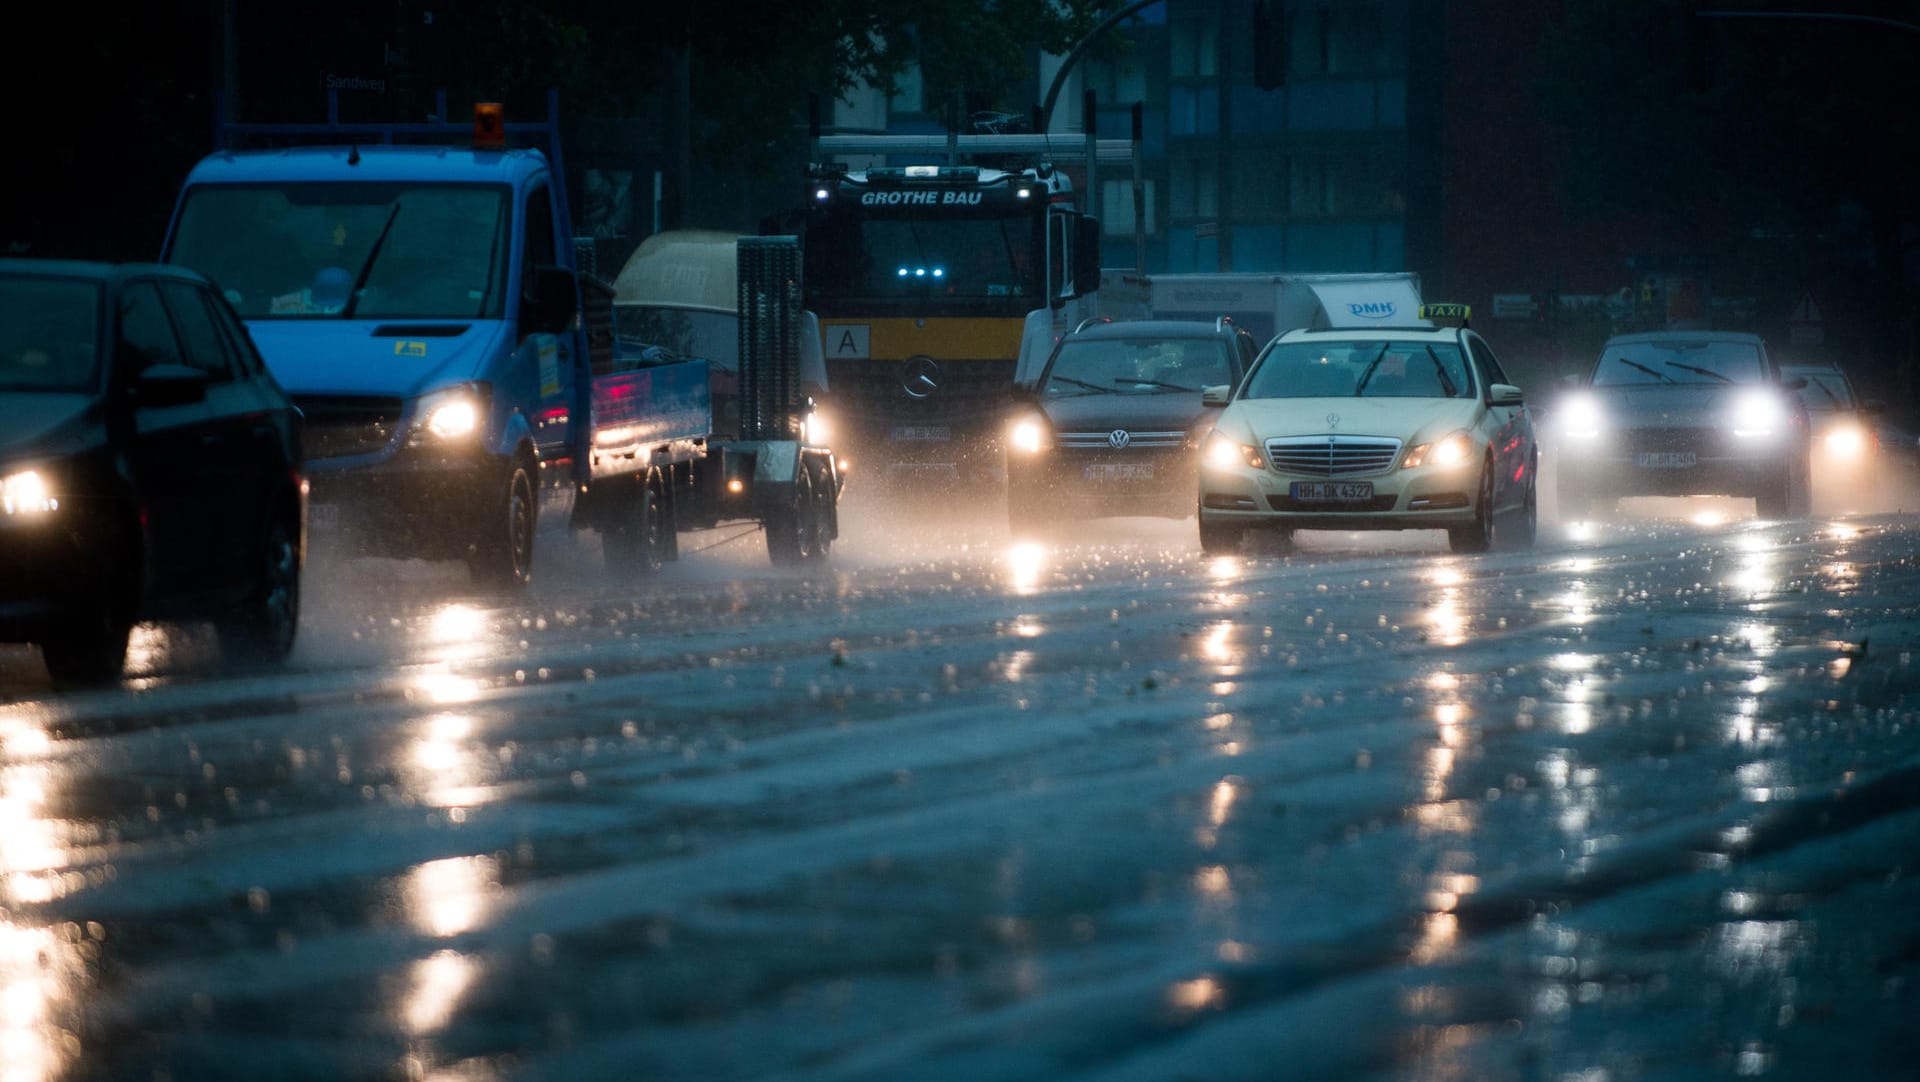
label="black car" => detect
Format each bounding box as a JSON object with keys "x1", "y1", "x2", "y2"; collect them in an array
[
  {"x1": 0, "y1": 259, "x2": 305, "y2": 684},
  {"x1": 1004, "y1": 318, "x2": 1258, "y2": 536},
  {"x1": 1554, "y1": 330, "x2": 1811, "y2": 519}
]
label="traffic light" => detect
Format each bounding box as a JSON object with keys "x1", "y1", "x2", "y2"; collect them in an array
[{"x1": 1252, "y1": 0, "x2": 1288, "y2": 91}]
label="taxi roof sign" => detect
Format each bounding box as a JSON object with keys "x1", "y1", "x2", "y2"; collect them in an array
[{"x1": 1419, "y1": 303, "x2": 1471, "y2": 324}]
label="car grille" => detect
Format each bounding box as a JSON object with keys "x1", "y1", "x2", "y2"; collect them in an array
[
  {"x1": 825, "y1": 358, "x2": 1016, "y2": 431},
  {"x1": 1267, "y1": 493, "x2": 1399, "y2": 512},
  {"x1": 1265, "y1": 435, "x2": 1402, "y2": 476},
  {"x1": 296, "y1": 395, "x2": 403, "y2": 460},
  {"x1": 1057, "y1": 429, "x2": 1186, "y2": 450}
]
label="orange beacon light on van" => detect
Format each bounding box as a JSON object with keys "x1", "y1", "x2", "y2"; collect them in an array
[{"x1": 473, "y1": 102, "x2": 506, "y2": 149}]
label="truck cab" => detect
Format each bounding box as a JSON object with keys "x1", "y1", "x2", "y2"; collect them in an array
[{"x1": 162, "y1": 106, "x2": 590, "y2": 588}]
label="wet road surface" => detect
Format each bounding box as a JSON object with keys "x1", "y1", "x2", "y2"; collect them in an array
[{"x1": 2, "y1": 494, "x2": 1917, "y2": 1080}]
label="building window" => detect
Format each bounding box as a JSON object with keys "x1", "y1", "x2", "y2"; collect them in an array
[
  {"x1": 1289, "y1": 3, "x2": 1388, "y2": 77},
  {"x1": 1232, "y1": 152, "x2": 1287, "y2": 218},
  {"x1": 1085, "y1": 58, "x2": 1150, "y2": 105},
  {"x1": 1101, "y1": 178, "x2": 1157, "y2": 235},
  {"x1": 1170, "y1": 16, "x2": 1218, "y2": 79},
  {"x1": 1288, "y1": 153, "x2": 1402, "y2": 217},
  {"x1": 1170, "y1": 156, "x2": 1218, "y2": 219}
]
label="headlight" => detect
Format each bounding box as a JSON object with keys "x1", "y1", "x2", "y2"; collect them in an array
[
  {"x1": 412, "y1": 385, "x2": 488, "y2": 445},
  {"x1": 1203, "y1": 432, "x2": 1263, "y2": 470},
  {"x1": 0, "y1": 469, "x2": 57, "y2": 515},
  {"x1": 1009, "y1": 416, "x2": 1052, "y2": 454},
  {"x1": 1403, "y1": 431, "x2": 1474, "y2": 470},
  {"x1": 1560, "y1": 395, "x2": 1605, "y2": 440},
  {"x1": 1824, "y1": 423, "x2": 1867, "y2": 458},
  {"x1": 1730, "y1": 388, "x2": 1789, "y2": 439},
  {"x1": 803, "y1": 409, "x2": 832, "y2": 445}
]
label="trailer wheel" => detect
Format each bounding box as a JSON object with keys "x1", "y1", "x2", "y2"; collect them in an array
[
  {"x1": 470, "y1": 454, "x2": 537, "y2": 590},
  {"x1": 766, "y1": 470, "x2": 815, "y2": 567},
  {"x1": 602, "y1": 474, "x2": 665, "y2": 575}
]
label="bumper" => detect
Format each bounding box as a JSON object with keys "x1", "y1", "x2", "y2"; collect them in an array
[
  {"x1": 1197, "y1": 461, "x2": 1482, "y2": 531},
  {"x1": 1008, "y1": 449, "x2": 1198, "y2": 519},
  {"x1": 1556, "y1": 441, "x2": 1790, "y2": 499},
  {"x1": 306, "y1": 448, "x2": 507, "y2": 560},
  {"x1": 0, "y1": 518, "x2": 97, "y2": 641}
]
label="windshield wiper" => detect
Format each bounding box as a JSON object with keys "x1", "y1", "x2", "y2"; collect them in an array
[
  {"x1": 1615, "y1": 357, "x2": 1671, "y2": 382},
  {"x1": 341, "y1": 202, "x2": 402, "y2": 318},
  {"x1": 1665, "y1": 360, "x2": 1732, "y2": 383},
  {"x1": 1044, "y1": 376, "x2": 1108, "y2": 394},
  {"x1": 1112, "y1": 377, "x2": 1198, "y2": 392},
  {"x1": 1424, "y1": 347, "x2": 1459, "y2": 397},
  {"x1": 1352, "y1": 343, "x2": 1392, "y2": 395}
]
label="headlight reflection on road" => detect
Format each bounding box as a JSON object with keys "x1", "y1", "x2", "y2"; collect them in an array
[
  {"x1": 0, "y1": 921, "x2": 76, "y2": 1082},
  {"x1": 404, "y1": 712, "x2": 496, "y2": 812},
  {"x1": 402, "y1": 948, "x2": 478, "y2": 1035},
  {"x1": 0, "y1": 725, "x2": 81, "y2": 1082},
  {"x1": 1005, "y1": 542, "x2": 1048, "y2": 596},
  {"x1": 404, "y1": 854, "x2": 501, "y2": 938}
]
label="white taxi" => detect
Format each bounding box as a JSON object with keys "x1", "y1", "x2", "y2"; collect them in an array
[{"x1": 1196, "y1": 307, "x2": 1538, "y2": 554}]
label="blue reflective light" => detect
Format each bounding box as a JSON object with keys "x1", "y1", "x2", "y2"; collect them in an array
[
  {"x1": 914, "y1": 268, "x2": 927, "y2": 277},
  {"x1": 896, "y1": 267, "x2": 909, "y2": 278},
  {"x1": 932, "y1": 268, "x2": 945, "y2": 278}
]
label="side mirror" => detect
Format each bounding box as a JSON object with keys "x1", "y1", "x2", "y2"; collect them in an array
[
  {"x1": 135, "y1": 363, "x2": 211, "y2": 407},
  {"x1": 1489, "y1": 383, "x2": 1525, "y2": 407},
  {"x1": 1201, "y1": 384, "x2": 1232, "y2": 408},
  {"x1": 1861, "y1": 398, "x2": 1885, "y2": 416},
  {"x1": 523, "y1": 264, "x2": 581, "y2": 336},
  {"x1": 1558, "y1": 372, "x2": 1584, "y2": 390},
  {"x1": 1009, "y1": 383, "x2": 1038, "y2": 404},
  {"x1": 1072, "y1": 217, "x2": 1102, "y2": 298},
  {"x1": 1780, "y1": 376, "x2": 1808, "y2": 391}
]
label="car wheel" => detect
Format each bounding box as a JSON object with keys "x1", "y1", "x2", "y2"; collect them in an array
[
  {"x1": 806, "y1": 463, "x2": 833, "y2": 563},
  {"x1": 471, "y1": 456, "x2": 537, "y2": 589},
  {"x1": 1449, "y1": 458, "x2": 1494, "y2": 554},
  {"x1": 767, "y1": 469, "x2": 815, "y2": 567},
  {"x1": 1755, "y1": 449, "x2": 1811, "y2": 520},
  {"x1": 218, "y1": 509, "x2": 301, "y2": 666},
  {"x1": 1506, "y1": 453, "x2": 1539, "y2": 549},
  {"x1": 40, "y1": 599, "x2": 132, "y2": 687},
  {"x1": 1198, "y1": 513, "x2": 1245, "y2": 555},
  {"x1": 602, "y1": 474, "x2": 664, "y2": 576}
]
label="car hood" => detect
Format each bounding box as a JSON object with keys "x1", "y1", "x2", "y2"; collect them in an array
[
  {"x1": 1040, "y1": 392, "x2": 1210, "y2": 433},
  {"x1": 0, "y1": 393, "x2": 100, "y2": 464},
  {"x1": 1580, "y1": 383, "x2": 1746, "y2": 426},
  {"x1": 1221, "y1": 396, "x2": 1486, "y2": 445},
  {"x1": 244, "y1": 320, "x2": 510, "y2": 398}
]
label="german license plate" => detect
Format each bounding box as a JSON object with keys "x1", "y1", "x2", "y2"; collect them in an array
[
  {"x1": 891, "y1": 425, "x2": 951, "y2": 442},
  {"x1": 1084, "y1": 462, "x2": 1155, "y2": 482},
  {"x1": 1291, "y1": 481, "x2": 1373, "y2": 502},
  {"x1": 309, "y1": 502, "x2": 340, "y2": 532},
  {"x1": 1635, "y1": 451, "x2": 1697, "y2": 468}
]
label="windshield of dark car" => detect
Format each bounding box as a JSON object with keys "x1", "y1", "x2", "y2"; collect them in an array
[
  {"x1": 168, "y1": 182, "x2": 510, "y2": 320},
  {"x1": 1042, "y1": 337, "x2": 1233, "y2": 395},
  {"x1": 0, "y1": 276, "x2": 103, "y2": 392},
  {"x1": 1242, "y1": 339, "x2": 1473, "y2": 399},
  {"x1": 1592, "y1": 339, "x2": 1764, "y2": 385},
  {"x1": 1789, "y1": 369, "x2": 1854, "y2": 410}
]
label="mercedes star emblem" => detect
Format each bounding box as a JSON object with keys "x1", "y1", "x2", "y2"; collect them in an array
[
  {"x1": 900, "y1": 355, "x2": 941, "y2": 399},
  {"x1": 1326, "y1": 412, "x2": 1341, "y2": 429},
  {"x1": 1107, "y1": 429, "x2": 1132, "y2": 449}
]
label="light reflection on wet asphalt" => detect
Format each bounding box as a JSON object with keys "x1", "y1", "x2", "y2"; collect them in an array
[{"x1": 0, "y1": 490, "x2": 1916, "y2": 1081}]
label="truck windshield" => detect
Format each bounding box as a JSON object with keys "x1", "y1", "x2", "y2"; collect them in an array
[
  {"x1": 805, "y1": 216, "x2": 1038, "y2": 303},
  {"x1": 168, "y1": 183, "x2": 510, "y2": 321},
  {"x1": 1244, "y1": 340, "x2": 1473, "y2": 399},
  {"x1": 0, "y1": 276, "x2": 102, "y2": 393}
]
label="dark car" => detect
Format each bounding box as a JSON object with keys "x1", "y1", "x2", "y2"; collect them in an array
[
  {"x1": 1004, "y1": 318, "x2": 1258, "y2": 536},
  {"x1": 0, "y1": 259, "x2": 305, "y2": 684},
  {"x1": 1554, "y1": 330, "x2": 1811, "y2": 519}
]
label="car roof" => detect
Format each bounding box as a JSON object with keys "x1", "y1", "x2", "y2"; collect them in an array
[
  {"x1": 1065, "y1": 318, "x2": 1246, "y2": 340},
  {"x1": 1603, "y1": 330, "x2": 1765, "y2": 346},
  {"x1": 1273, "y1": 324, "x2": 1465, "y2": 344},
  {"x1": 0, "y1": 258, "x2": 211, "y2": 286}
]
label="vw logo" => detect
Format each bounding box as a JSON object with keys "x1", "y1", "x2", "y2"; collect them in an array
[
  {"x1": 1107, "y1": 429, "x2": 1132, "y2": 449},
  {"x1": 1326, "y1": 412, "x2": 1341, "y2": 429},
  {"x1": 900, "y1": 355, "x2": 941, "y2": 399}
]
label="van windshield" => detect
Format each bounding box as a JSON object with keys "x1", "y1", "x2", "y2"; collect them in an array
[{"x1": 168, "y1": 183, "x2": 511, "y2": 320}]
